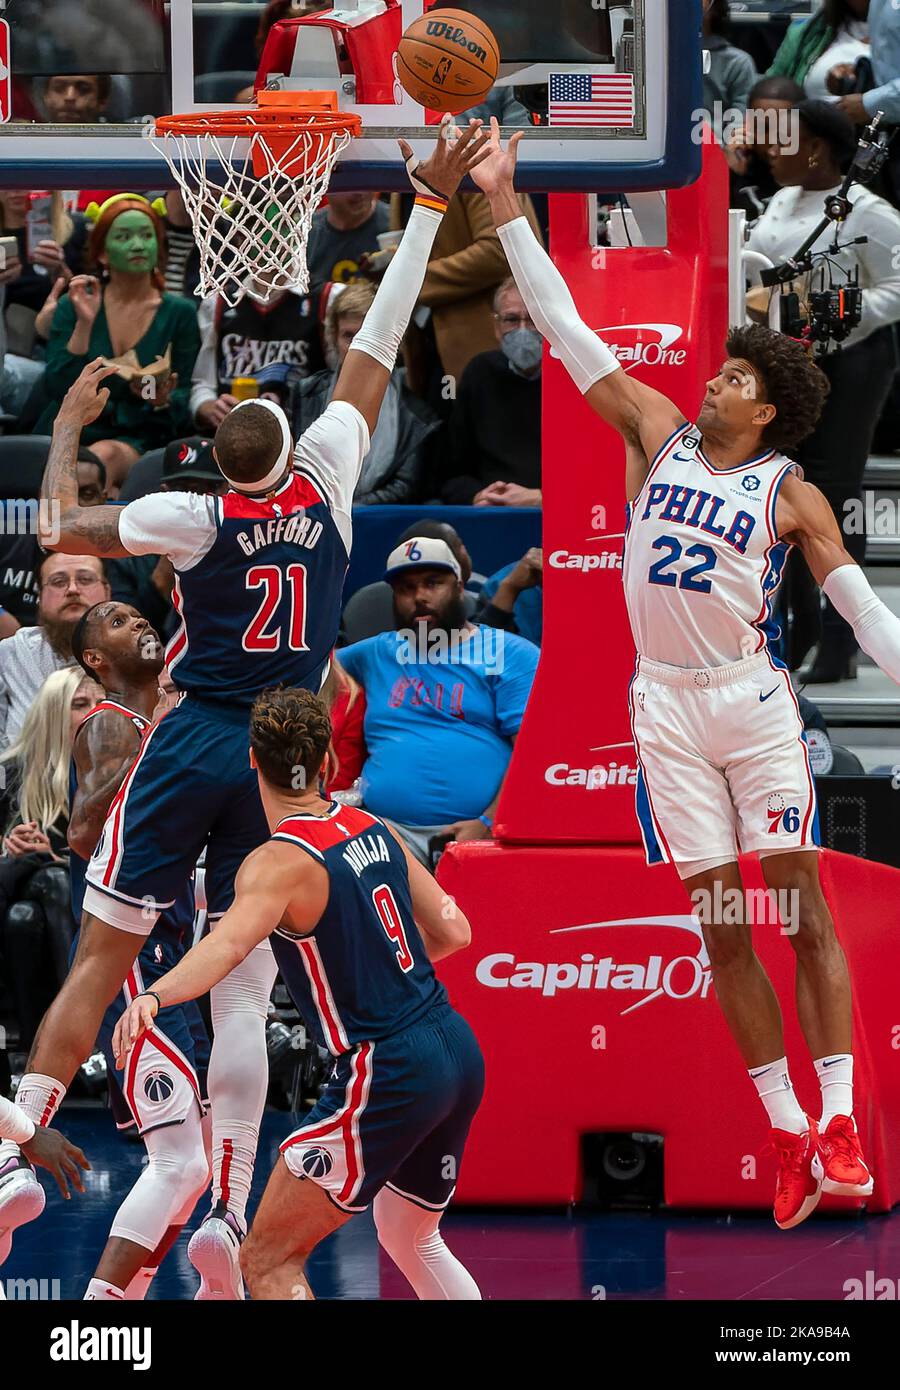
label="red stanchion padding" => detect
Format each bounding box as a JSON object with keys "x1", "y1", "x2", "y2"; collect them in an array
[
  {"x1": 437, "y1": 842, "x2": 900, "y2": 1213},
  {"x1": 495, "y1": 140, "x2": 730, "y2": 845}
]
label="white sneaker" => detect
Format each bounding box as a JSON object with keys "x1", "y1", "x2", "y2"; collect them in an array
[
  {"x1": 188, "y1": 1202, "x2": 246, "y2": 1300},
  {"x1": 0, "y1": 1157, "x2": 45, "y2": 1266}
]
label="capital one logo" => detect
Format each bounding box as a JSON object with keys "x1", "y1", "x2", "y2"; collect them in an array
[
  {"x1": 475, "y1": 915, "x2": 713, "y2": 1016},
  {"x1": 562, "y1": 323, "x2": 688, "y2": 373}
]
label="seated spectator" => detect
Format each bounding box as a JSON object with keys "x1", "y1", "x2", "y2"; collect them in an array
[
  {"x1": 0, "y1": 665, "x2": 101, "y2": 1048},
  {"x1": 726, "y1": 75, "x2": 805, "y2": 213},
  {"x1": 35, "y1": 194, "x2": 200, "y2": 489},
  {"x1": 293, "y1": 282, "x2": 439, "y2": 505},
  {"x1": 441, "y1": 277, "x2": 542, "y2": 505},
  {"x1": 0, "y1": 447, "x2": 108, "y2": 625},
  {"x1": 321, "y1": 657, "x2": 367, "y2": 795},
  {"x1": 767, "y1": 1, "x2": 869, "y2": 97},
  {"x1": 159, "y1": 189, "x2": 201, "y2": 300},
  {"x1": 190, "y1": 280, "x2": 324, "y2": 434},
  {"x1": 391, "y1": 186, "x2": 544, "y2": 413},
  {"x1": 703, "y1": 0, "x2": 758, "y2": 126},
  {"x1": 307, "y1": 192, "x2": 391, "y2": 296},
  {"x1": 476, "y1": 547, "x2": 543, "y2": 647},
  {"x1": 338, "y1": 536, "x2": 539, "y2": 864},
  {"x1": 40, "y1": 73, "x2": 112, "y2": 124},
  {"x1": 0, "y1": 609, "x2": 17, "y2": 640},
  {"x1": 0, "y1": 553, "x2": 109, "y2": 748}
]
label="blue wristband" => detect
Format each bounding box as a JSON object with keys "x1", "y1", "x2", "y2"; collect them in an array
[{"x1": 479, "y1": 814, "x2": 493, "y2": 830}]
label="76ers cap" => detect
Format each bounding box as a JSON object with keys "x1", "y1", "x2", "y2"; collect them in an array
[
  {"x1": 384, "y1": 537, "x2": 462, "y2": 582},
  {"x1": 163, "y1": 436, "x2": 220, "y2": 483}
]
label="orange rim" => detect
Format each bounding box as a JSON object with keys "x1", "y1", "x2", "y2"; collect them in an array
[{"x1": 155, "y1": 109, "x2": 363, "y2": 139}]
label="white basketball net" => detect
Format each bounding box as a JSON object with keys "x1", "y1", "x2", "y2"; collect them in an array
[{"x1": 153, "y1": 117, "x2": 356, "y2": 308}]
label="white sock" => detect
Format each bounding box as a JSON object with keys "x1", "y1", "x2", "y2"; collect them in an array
[
  {"x1": 0, "y1": 1074, "x2": 67, "y2": 1165},
  {"x1": 749, "y1": 1056, "x2": 807, "y2": 1133},
  {"x1": 125, "y1": 1267, "x2": 157, "y2": 1300},
  {"x1": 373, "y1": 1188, "x2": 481, "y2": 1301},
  {"x1": 84, "y1": 1278, "x2": 126, "y2": 1300},
  {"x1": 212, "y1": 1128, "x2": 255, "y2": 1227},
  {"x1": 815, "y1": 1053, "x2": 853, "y2": 1129}
]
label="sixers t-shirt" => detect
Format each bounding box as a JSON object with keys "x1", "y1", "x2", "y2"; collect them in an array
[{"x1": 338, "y1": 627, "x2": 538, "y2": 825}]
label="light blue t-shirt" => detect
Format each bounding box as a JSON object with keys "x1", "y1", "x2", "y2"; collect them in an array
[{"x1": 339, "y1": 626, "x2": 539, "y2": 826}]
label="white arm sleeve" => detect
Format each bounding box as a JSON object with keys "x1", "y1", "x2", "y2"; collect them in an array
[
  {"x1": 293, "y1": 399, "x2": 371, "y2": 555},
  {"x1": 117, "y1": 492, "x2": 220, "y2": 571},
  {"x1": 190, "y1": 295, "x2": 219, "y2": 420},
  {"x1": 0, "y1": 1094, "x2": 35, "y2": 1144},
  {"x1": 822, "y1": 563, "x2": 900, "y2": 686},
  {"x1": 349, "y1": 204, "x2": 444, "y2": 372},
  {"x1": 496, "y1": 215, "x2": 622, "y2": 395}
]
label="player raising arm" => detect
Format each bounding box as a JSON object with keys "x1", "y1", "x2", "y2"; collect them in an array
[{"x1": 471, "y1": 117, "x2": 900, "y2": 688}]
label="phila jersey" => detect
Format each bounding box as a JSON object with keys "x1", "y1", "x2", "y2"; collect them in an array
[
  {"x1": 623, "y1": 425, "x2": 797, "y2": 667},
  {"x1": 115, "y1": 401, "x2": 370, "y2": 705},
  {"x1": 270, "y1": 803, "x2": 447, "y2": 1056}
]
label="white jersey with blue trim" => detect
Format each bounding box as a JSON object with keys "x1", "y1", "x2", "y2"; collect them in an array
[{"x1": 622, "y1": 425, "x2": 797, "y2": 668}]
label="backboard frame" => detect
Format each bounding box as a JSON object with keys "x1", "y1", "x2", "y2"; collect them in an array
[{"x1": 0, "y1": 0, "x2": 704, "y2": 193}]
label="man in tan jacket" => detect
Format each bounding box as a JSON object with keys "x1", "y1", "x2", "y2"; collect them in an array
[{"x1": 391, "y1": 190, "x2": 544, "y2": 387}]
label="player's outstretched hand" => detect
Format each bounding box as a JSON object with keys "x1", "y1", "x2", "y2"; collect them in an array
[
  {"x1": 398, "y1": 114, "x2": 493, "y2": 202},
  {"x1": 468, "y1": 116, "x2": 523, "y2": 198},
  {"x1": 59, "y1": 357, "x2": 119, "y2": 428},
  {"x1": 21, "y1": 1127, "x2": 91, "y2": 1200},
  {"x1": 112, "y1": 993, "x2": 159, "y2": 1070}
]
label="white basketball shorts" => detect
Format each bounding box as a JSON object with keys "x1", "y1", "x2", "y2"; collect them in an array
[{"x1": 629, "y1": 650, "x2": 819, "y2": 874}]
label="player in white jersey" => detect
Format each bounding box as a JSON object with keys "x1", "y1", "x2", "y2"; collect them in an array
[{"x1": 472, "y1": 120, "x2": 900, "y2": 1229}]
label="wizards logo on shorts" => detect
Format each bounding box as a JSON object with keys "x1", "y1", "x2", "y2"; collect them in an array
[
  {"x1": 144, "y1": 1070, "x2": 175, "y2": 1103},
  {"x1": 299, "y1": 1147, "x2": 334, "y2": 1179}
]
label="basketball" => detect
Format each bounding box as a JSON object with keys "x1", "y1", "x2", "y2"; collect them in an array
[{"x1": 396, "y1": 7, "x2": 500, "y2": 114}]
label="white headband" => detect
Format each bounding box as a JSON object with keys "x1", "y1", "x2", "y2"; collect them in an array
[{"x1": 219, "y1": 398, "x2": 293, "y2": 494}]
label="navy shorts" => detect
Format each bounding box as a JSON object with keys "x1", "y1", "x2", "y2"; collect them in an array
[
  {"x1": 280, "y1": 1004, "x2": 484, "y2": 1213},
  {"x1": 84, "y1": 696, "x2": 269, "y2": 935}
]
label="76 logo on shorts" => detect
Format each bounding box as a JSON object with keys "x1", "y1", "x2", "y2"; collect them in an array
[{"x1": 766, "y1": 793, "x2": 800, "y2": 834}]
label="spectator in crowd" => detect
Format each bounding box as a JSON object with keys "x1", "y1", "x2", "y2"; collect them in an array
[
  {"x1": 40, "y1": 74, "x2": 112, "y2": 124},
  {"x1": 236, "y1": 0, "x2": 333, "y2": 102},
  {"x1": 321, "y1": 657, "x2": 367, "y2": 795},
  {"x1": 190, "y1": 279, "x2": 324, "y2": 433},
  {"x1": 441, "y1": 277, "x2": 542, "y2": 506},
  {"x1": 0, "y1": 609, "x2": 18, "y2": 640},
  {"x1": 767, "y1": 1, "x2": 870, "y2": 95},
  {"x1": 338, "y1": 537, "x2": 538, "y2": 864},
  {"x1": 833, "y1": 0, "x2": 900, "y2": 205},
  {"x1": 747, "y1": 99, "x2": 900, "y2": 681},
  {"x1": 159, "y1": 189, "x2": 201, "y2": 300},
  {"x1": 702, "y1": 0, "x2": 758, "y2": 124},
  {"x1": 726, "y1": 75, "x2": 805, "y2": 212},
  {"x1": 293, "y1": 281, "x2": 440, "y2": 505},
  {"x1": 0, "y1": 665, "x2": 101, "y2": 1048},
  {"x1": 391, "y1": 186, "x2": 543, "y2": 412},
  {"x1": 36, "y1": 195, "x2": 200, "y2": 489},
  {"x1": 340, "y1": 519, "x2": 474, "y2": 644},
  {"x1": 0, "y1": 448, "x2": 107, "y2": 626},
  {"x1": 476, "y1": 547, "x2": 543, "y2": 648},
  {"x1": 306, "y1": 193, "x2": 391, "y2": 297},
  {"x1": 0, "y1": 553, "x2": 109, "y2": 748}
]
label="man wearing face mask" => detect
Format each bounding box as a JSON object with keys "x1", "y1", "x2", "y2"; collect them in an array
[{"x1": 441, "y1": 279, "x2": 543, "y2": 506}]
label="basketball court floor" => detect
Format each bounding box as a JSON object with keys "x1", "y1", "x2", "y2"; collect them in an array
[{"x1": 4, "y1": 1111, "x2": 897, "y2": 1301}]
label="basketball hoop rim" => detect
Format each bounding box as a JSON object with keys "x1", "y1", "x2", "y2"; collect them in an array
[{"x1": 154, "y1": 109, "x2": 363, "y2": 140}]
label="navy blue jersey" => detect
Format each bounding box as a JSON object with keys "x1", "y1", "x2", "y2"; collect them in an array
[
  {"x1": 270, "y1": 803, "x2": 447, "y2": 1055},
  {"x1": 70, "y1": 701, "x2": 194, "y2": 949},
  {"x1": 116, "y1": 402, "x2": 369, "y2": 706}
]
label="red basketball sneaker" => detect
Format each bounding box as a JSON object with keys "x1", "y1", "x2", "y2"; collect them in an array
[
  {"x1": 819, "y1": 1115, "x2": 874, "y2": 1197},
  {"x1": 770, "y1": 1119, "x2": 823, "y2": 1229}
]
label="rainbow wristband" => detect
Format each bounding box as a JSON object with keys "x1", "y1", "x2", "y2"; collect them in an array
[{"x1": 414, "y1": 193, "x2": 449, "y2": 216}]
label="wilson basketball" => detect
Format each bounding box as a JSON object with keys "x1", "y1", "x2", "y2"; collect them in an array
[{"x1": 397, "y1": 8, "x2": 500, "y2": 114}]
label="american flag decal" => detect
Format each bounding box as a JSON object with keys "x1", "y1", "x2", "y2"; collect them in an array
[{"x1": 548, "y1": 73, "x2": 636, "y2": 128}]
